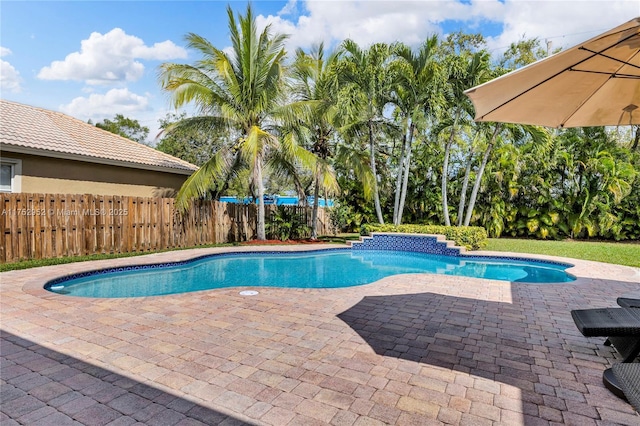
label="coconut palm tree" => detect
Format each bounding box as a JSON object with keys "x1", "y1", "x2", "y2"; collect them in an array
[
  {"x1": 289, "y1": 43, "x2": 341, "y2": 239},
  {"x1": 158, "y1": 4, "x2": 291, "y2": 240}
]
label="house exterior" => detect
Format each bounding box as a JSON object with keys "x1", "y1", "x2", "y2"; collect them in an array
[{"x1": 0, "y1": 100, "x2": 197, "y2": 197}]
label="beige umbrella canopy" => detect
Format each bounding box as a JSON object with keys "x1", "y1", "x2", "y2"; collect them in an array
[{"x1": 464, "y1": 17, "x2": 640, "y2": 128}]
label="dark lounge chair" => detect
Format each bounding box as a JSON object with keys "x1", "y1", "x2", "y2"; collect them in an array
[
  {"x1": 604, "y1": 298, "x2": 640, "y2": 347},
  {"x1": 571, "y1": 307, "x2": 640, "y2": 363},
  {"x1": 572, "y1": 304, "x2": 640, "y2": 411},
  {"x1": 603, "y1": 363, "x2": 640, "y2": 412},
  {"x1": 617, "y1": 297, "x2": 640, "y2": 309}
]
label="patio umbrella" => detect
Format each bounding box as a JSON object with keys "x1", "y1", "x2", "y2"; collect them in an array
[{"x1": 464, "y1": 17, "x2": 640, "y2": 128}]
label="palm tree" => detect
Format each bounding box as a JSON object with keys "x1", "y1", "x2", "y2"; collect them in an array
[
  {"x1": 337, "y1": 40, "x2": 395, "y2": 224},
  {"x1": 289, "y1": 43, "x2": 340, "y2": 239},
  {"x1": 439, "y1": 51, "x2": 491, "y2": 226},
  {"x1": 390, "y1": 36, "x2": 440, "y2": 225},
  {"x1": 158, "y1": 4, "x2": 290, "y2": 240},
  {"x1": 462, "y1": 123, "x2": 550, "y2": 226}
]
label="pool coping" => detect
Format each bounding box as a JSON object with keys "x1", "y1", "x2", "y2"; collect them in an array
[
  {"x1": 43, "y1": 246, "x2": 576, "y2": 295},
  {"x1": 21, "y1": 240, "x2": 639, "y2": 302}
]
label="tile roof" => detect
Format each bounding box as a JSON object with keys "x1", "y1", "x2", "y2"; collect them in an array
[{"x1": 0, "y1": 99, "x2": 197, "y2": 174}]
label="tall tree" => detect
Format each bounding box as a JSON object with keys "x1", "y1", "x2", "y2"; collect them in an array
[
  {"x1": 390, "y1": 36, "x2": 440, "y2": 225},
  {"x1": 158, "y1": 4, "x2": 300, "y2": 240},
  {"x1": 338, "y1": 40, "x2": 394, "y2": 224},
  {"x1": 439, "y1": 50, "x2": 491, "y2": 226},
  {"x1": 289, "y1": 43, "x2": 340, "y2": 239},
  {"x1": 94, "y1": 114, "x2": 149, "y2": 144},
  {"x1": 155, "y1": 112, "x2": 224, "y2": 166},
  {"x1": 461, "y1": 37, "x2": 549, "y2": 227}
]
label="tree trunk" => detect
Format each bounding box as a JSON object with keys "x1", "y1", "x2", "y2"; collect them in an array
[
  {"x1": 457, "y1": 145, "x2": 475, "y2": 226},
  {"x1": 393, "y1": 118, "x2": 409, "y2": 225},
  {"x1": 256, "y1": 156, "x2": 266, "y2": 240},
  {"x1": 632, "y1": 125, "x2": 639, "y2": 150},
  {"x1": 397, "y1": 122, "x2": 415, "y2": 225},
  {"x1": 442, "y1": 110, "x2": 460, "y2": 227},
  {"x1": 393, "y1": 134, "x2": 406, "y2": 225},
  {"x1": 464, "y1": 125, "x2": 501, "y2": 226},
  {"x1": 311, "y1": 166, "x2": 320, "y2": 240},
  {"x1": 441, "y1": 141, "x2": 456, "y2": 226},
  {"x1": 441, "y1": 141, "x2": 452, "y2": 226},
  {"x1": 369, "y1": 120, "x2": 385, "y2": 224}
]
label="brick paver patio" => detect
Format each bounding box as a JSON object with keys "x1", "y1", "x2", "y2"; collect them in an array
[{"x1": 1, "y1": 244, "x2": 639, "y2": 425}]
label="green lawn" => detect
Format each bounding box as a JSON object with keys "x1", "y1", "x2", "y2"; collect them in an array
[{"x1": 485, "y1": 238, "x2": 640, "y2": 268}]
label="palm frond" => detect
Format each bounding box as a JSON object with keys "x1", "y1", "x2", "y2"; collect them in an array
[
  {"x1": 335, "y1": 144, "x2": 375, "y2": 199},
  {"x1": 175, "y1": 149, "x2": 231, "y2": 211}
]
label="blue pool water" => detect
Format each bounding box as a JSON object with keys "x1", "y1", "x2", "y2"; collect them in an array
[{"x1": 45, "y1": 250, "x2": 575, "y2": 298}]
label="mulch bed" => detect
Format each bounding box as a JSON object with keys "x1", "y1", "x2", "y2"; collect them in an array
[{"x1": 241, "y1": 239, "x2": 324, "y2": 245}]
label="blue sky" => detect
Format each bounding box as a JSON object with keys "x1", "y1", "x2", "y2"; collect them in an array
[{"x1": 1, "y1": 1, "x2": 638, "y2": 141}]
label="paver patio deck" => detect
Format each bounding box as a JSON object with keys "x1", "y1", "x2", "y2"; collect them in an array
[{"x1": 1, "y1": 244, "x2": 639, "y2": 425}]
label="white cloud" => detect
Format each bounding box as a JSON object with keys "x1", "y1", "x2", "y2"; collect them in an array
[
  {"x1": 38, "y1": 28, "x2": 187, "y2": 85},
  {"x1": 0, "y1": 46, "x2": 22, "y2": 93},
  {"x1": 254, "y1": 0, "x2": 638, "y2": 56},
  {"x1": 278, "y1": 0, "x2": 298, "y2": 16},
  {"x1": 484, "y1": 1, "x2": 640, "y2": 56},
  {"x1": 60, "y1": 88, "x2": 150, "y2": 120},
  {"x1": 257, "y1": 1, "x2": 477, "y2": 50}
]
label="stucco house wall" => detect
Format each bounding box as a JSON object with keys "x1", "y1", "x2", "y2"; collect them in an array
[
  {"x1": 0, "y1": 100, "x2": 197, "y2": 197},
  {"x1": 0, "y1": 151, "x2": 188, "y2": 197}
]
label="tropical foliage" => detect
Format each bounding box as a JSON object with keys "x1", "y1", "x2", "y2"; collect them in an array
[
  {"x1": 93, "y1": 114, "x2": 150, "y2": 144},
  {"x1": 266, "y1": 206, "x2": 311, "y2": 241},
  {"x1": 159, "y1": 4, "x2": 313, "y2": 240},
  {"x1": 158, "y1": 4, "x2": 639, "y2": 242}
]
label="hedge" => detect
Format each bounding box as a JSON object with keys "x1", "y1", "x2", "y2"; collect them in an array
[{"x1": 362, "y1": 224, "x2": 488, "y2": 251}]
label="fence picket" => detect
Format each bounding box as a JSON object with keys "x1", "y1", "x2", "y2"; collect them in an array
[{"x1": 0, "y1": 193, "x2": 332, "y2": 263}]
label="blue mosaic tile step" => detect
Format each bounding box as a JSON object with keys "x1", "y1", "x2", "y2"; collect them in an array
[{"x1": 351, "y1": 233, "x2": 463, "y2": 256}]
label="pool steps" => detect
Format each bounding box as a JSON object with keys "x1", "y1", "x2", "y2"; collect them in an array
[{"x1": 350, "y1": 233, "x2": 466, "y2": 256}]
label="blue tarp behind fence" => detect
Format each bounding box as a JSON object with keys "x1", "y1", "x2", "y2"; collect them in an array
[{"x1": 219, "y1": 195, "x2": 334, "y2": 207}]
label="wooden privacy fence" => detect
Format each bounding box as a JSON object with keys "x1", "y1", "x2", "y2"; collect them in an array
[{"x1": 0, "y1": 193, "x2": 333, "y2": 263}]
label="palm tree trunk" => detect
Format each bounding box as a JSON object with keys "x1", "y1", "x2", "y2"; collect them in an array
[
  {"x1": 397, "y1": 122, "x2": 415, "y2": 225},
  {"x1": 442, "y1": 140, "x2": 452, "y2": 226},
  {"x1": 464, "y1": 125, "x2": 501, "y2": 226},
  {"x1": 393, "y1": 122, "x2": 408, "y2": 225},
  {"x1": 457, "y1": 129, "x2": 479, "y2": 226},
  {"x1": 442, "y1": 110, "x2": 461, "y2": 227},
  {"x1": 311, "y1": 166, "x2": 320, "y2": 240},
  {"x1": 369, "y1": 120, "x2": 384, "y2": 224},
  {"x1": 457, "y1": 145, "x2": 475, "y2": 226},
  {"x1": 256, "y1": 156, "x2": 266, "y2": 240}
]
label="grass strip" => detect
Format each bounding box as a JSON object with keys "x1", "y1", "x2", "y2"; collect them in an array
[
  {"x1": 0, "y1": 243, "x2": 237, "y2": 272},
  {"x1": 486, "y1": 238, "x2": 640, "y2": 268}
]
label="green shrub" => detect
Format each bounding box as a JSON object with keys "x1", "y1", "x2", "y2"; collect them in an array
[
  {"x1": 328, "y1": 203, "x2": 366, "y2": 233},
  {"x1": 266, "y1": 206, "x2": 311, "y2": 241},
  {"x1": 362, "y1": 224, "x2": 488, "y2": 251}
]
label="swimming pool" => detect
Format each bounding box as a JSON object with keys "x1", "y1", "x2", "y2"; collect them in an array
[{"x1": 45, "y1": 249, "x2": 575, "y2": 298}]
